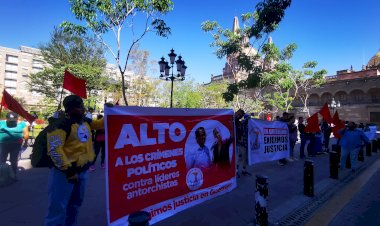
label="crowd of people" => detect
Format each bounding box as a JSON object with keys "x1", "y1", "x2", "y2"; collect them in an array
[
  {"x1": 233, "y1": 109, "x2": 374, "y2": 173},
  {"x1": 0, "y1": 95, "x2": 107, "y2": 225},
  {"x1": 0, "y1": 99, "x2": 376, "y2": 225}
]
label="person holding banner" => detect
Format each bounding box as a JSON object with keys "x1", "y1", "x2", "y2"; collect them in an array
[
  {"x1": 186, "y1": 127, "x2": 212, "y2": 170},
  {"x1": 211, "y1": 127, "x2": 233, "y2": 168},
  {"x1": 288, "y1": 116, "x2": 298, "y2": 161},
  {"x1": 235, "y1": 109, "x2": 251, "y2": 177},
  {"x1": 44, "y1": 95, "x2": 105, "y2": 226},
  {"x1": 278, "y1": 112, "x2": 290, "y2": 166},
  {"x1": 321, "y1": 119, "x2": 332, "y2": 152},
  {"x1": 298, "y1": 117, "x2": 308, "y2": 159}
]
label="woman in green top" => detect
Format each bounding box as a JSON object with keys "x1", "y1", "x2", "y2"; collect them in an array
[{"x1": 0, "y1": 112, "x2": 29, "y2": 179}]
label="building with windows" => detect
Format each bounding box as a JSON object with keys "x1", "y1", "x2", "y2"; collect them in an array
[
  {"x1": 0, "y1": 46, "x2": 46, "y2": 107},
  {"x1": 0, "y1": 45, "x2": 133, "y2": 111}
]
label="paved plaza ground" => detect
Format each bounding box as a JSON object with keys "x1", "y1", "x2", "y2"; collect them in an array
[{"x1": 1, "y1": 138, "x2": 380, "y2": 226}]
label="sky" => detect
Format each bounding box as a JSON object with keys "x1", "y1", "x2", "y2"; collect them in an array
[{"x1": 0, "y1": 0, "x2": 379, "y2": 84}]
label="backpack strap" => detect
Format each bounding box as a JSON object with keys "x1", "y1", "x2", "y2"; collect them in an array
[{"x1": 47, "y1": 118, "x2": 72, "y2": 140}]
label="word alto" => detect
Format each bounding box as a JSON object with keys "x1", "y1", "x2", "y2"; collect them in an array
[{"x1": 114, "y1": 122, "x2": 187, "y2": 149}]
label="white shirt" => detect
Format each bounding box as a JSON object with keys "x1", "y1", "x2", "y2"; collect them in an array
[{"x1": 186, "y1": 145, "x2": 211, "y2": 170}]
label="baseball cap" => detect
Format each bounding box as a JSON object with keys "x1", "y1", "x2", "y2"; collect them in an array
[{"x1": 6, "y1": 112, "x2": 18, "y2": 121}]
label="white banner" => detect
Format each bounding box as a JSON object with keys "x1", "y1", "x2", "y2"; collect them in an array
[{"x1": 248, "y1": 119, "x2": 290, "y2": 165}]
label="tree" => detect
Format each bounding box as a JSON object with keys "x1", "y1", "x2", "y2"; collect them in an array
[
  {"x1": 29, "y1": 27, "x2": 108, "y2": 105},
  {"x1": 125, "y1": 49, "x2": 156, "y2": 106},
  {"x1": 201, "y1": 0, "x2": 292, "y2": 107},
  {"x1": 61, "y1": 0, "x2": 173, "y2": 106},
  {"x1": 260, "y1": 43, "x2": 327, "y2": 114},
  {"x1": 172, "y1": 78, "x2": 203, "y2": 108},
  {"x1": 261, "y1": 43, "x2": 297, "y2": 112},
  {"x1": 297, "y1": 62, "x2": 327, "y2": 116},
  {"x1": 199, "y1": 82, "x2": 229, "y2": 109}
]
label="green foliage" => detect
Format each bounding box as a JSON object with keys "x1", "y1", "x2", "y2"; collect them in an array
[
  {"x1": 29, "y1": 28, "x2": 108, "y2": 103},
  {"x1": 34, "y1": 124, "x2": 44, "y2": 129},
  {"x1": 280, "y1": 43, "x2": 297, "y2": 61},
  {"x1": 61, "y1": 0, "x2": 174, "y2": 105},
  {"x1": 202, "y1": 0, "x2": 293, "y2": 105},
  {"x1": 40, "y1": 27, "x2": 106, "y2": 68},
  {"x1": 265, "y1": 92, "x2": 293, "y2": 111},
  {"x1": 297, "y1": 61, "x2": 327, "y2": 115},
  {"x1": 261, "y1": 44, "x2": 298, "y2": 111},
  {"x1": 63, "y1": 0, "x2": 173, "y2": 35},
  {"x1": 200, "y1": 82, "x2": 229, "y2": 108},
  {"x1": 250, "y1": 0, "x2": 292, "y2": 38},
  {"x1": 172, "y1": 78, "x2": 203, "y2": 108},
  {"x1": 262, "y1": 42, "x2": 280, "y2": 63}
]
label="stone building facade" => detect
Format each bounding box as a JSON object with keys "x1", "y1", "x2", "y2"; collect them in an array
[
  {"x1": 292, "y1": 51, "x2": 380, "y2": 125},
  {"x1": 0, "y1": 46, "x2": 46, "y2": 107},
  {"x1": 206, "y1": 16, "x2": 380, "y2": 125}
]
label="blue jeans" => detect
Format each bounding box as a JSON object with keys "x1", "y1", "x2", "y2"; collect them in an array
[
  {"x1": 0, "y1": 142, "x2": 21, "y2": 176},
  {"x1": 340, "y1": 147, "x2": 359, "y2": 170},
  {"x1": 45, "y1": 168, "x2": 88, "y2": 226}
]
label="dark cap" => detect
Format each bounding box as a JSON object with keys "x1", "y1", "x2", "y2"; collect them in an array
[
  {"x1": 63, "y1": 95, "x2": 84, "y2": 112},
  {"x1": 6, "y1": 112, "x2": 18, "y2": 121}
]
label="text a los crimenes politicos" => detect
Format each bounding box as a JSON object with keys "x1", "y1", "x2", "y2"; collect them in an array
[{"x1": 114, "y1": 148, "x2": 183, "y2": 200}]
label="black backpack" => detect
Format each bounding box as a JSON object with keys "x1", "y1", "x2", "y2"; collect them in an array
[{"x1": 30, "y1": 118, "x2": 72, "y2": 168}]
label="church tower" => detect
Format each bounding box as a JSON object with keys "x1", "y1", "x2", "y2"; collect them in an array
[{"x1": 221, "y1": 17, "x2": 260, "y2": 83}]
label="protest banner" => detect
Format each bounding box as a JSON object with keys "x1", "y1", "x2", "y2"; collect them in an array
[
  {"x1": 105, "y1": 106, "x2": 236, "y2": 225},
  {"x1": 247, "y1": 119, "x2": 290, "y2": 165}
]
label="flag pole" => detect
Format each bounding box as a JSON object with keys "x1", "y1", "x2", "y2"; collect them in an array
[
  {"x1": 0, "y1": 89, "x2": 4, "y2": 116},
  {"x1": 57, "y1": 86, "x2": 65, "y2": 111}
]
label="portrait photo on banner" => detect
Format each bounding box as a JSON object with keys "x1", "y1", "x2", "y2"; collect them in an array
[{"x1": 184, "y1": 119, "x2": 233, "y2": 172}]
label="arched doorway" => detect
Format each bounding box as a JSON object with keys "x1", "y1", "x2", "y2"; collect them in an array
[
  {"x1": 335, "y1": 91, "x2": 348, "y2": 105},
  {"x1": 308, "y1": 94, "x2": 319, "y2": 106},
  {"x1": 349, "y1": 89, "x2": 365, "y2": 104},
  {"x1": 321, "y1": 92, "x2": 332, "y2": 105}
]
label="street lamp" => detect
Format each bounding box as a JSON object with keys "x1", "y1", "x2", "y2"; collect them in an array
[
  {"x1": 328, "y1": 97, "x2": 341, "y2": 113},
  {"x1": 158, "y1": 49, "x2": 187, "y2": 108}
]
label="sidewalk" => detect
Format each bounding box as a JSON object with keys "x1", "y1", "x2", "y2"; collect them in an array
[{"x1": 1, "y1": 139, "x2": 379, "y2": 226}]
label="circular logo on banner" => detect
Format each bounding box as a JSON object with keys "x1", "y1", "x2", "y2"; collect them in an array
[
  {"x1": 77, "y1": 125, "x2": 90, "y2": 143},
  {"x1": 186, "y1": 168, "x2": 204, "y2": 190}
]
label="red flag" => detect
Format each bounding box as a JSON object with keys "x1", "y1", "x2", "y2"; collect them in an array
[
  {"x1": 63, "y1": 70, "x2": 87, "y2": 99},
  {"x1": 305, "y1": 113, "x2": 320, "y2": 133},
  {"x1": 332, "y1": 111, "x2": 345, "y2": 138},
  {"x1": 319, "y1": 103, "x2": 333, "y2": 124},
  {"x1": 1, "y1": 90, "x2": 36, "y2": 123}
]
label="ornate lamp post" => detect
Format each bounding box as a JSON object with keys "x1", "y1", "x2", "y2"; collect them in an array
[
  {"x1": 328, "y1": 97, "x2": 341, "y2": 114},
  {"x1": 158, "y1": 49, "x2": 187, "y2": 108}
]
